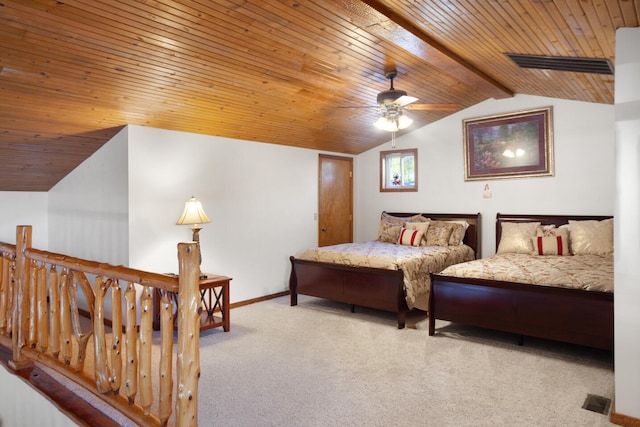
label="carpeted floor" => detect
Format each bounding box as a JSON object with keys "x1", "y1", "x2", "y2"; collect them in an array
[{"x1": 194, "y1": 295, "x2": 615, "y2": 426}]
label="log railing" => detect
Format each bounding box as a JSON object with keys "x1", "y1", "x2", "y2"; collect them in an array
[{"x1": 0, "y1": 226, "x2": 201, "y2": 426}]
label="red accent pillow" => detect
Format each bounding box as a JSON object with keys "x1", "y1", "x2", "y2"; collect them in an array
[
  {"x1": 398, "y1": 228, "x2": 425, "y2": 247},
  {"x1": 532, "y1": 235, "x2": 570, "y2": 256}
]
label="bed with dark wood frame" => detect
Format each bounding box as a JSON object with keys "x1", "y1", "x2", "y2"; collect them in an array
[
  {"x1": 289, "y1": 212, "x2": 481, "y2": 329},
  {"x1": 428, "y1": 213, "x2": 614, "y2": 350}
]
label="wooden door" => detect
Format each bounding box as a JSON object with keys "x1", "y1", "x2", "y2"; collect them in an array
[{"x1": 318, "y1": 154, "x2": 353, "y2": 246}]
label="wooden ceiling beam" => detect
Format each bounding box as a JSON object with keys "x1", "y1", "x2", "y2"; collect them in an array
[{"x1": 339, "y1": 0, "x2": 514, "y2": 99}]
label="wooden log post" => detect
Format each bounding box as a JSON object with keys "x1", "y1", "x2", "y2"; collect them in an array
[
  {"x1": 69, "y1": 273, "x2": 93, "y2": 373},
  {"x1": 49, "y1": 266, "x2": 61, "y2": 359},
  {"x1": 176, "y1": 242, "x2": 201, "y2": 427},
  {"x1": 37, "y1": 262, "x2": 48, "y2": 353},
  {"x1": 60, "y1": 270, "x2": 72, "y2": 366},
  {"x1": 159, "y1": 291, "x2": 174, "y2": 426},
  {"x1": 6, "y1": 255, "x2": 15, "y2": 335},
  {"x1": 110, "y1": 280, "x2": 123, "y2": 394},
  {"x1": 124, "y1": 282, "x2": 138, "y2": 405},
  {"x1": 27, "y1": 260, "x2": 38, "y2": 348},
  {"x1": 94, "y1": 276, "x2": 112, "y2": 393},
  {"x1": 0, "y1": 254, "x2": 9, "y2": 334},
  {"x1": 9, "y1": 225, "x2": 33, "y2": 370},
  {"x1": 139, "y1": 286, "x2": 153, "y2": 415}
]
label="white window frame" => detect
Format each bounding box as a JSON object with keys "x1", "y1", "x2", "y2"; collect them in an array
[{"x1": 380, "y1": 148, "x2": 418, "y2": 192}]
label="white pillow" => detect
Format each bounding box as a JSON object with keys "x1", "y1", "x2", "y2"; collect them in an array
[
  {"x1": 497, "y1": 222, "x2": 541, "y2": 254},
  {"x1": 568, "y1": 219, "x2": 613, "y2": 255}
]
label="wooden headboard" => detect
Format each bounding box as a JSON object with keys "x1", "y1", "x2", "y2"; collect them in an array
[
  {"x1": 495, "y1": 213, "x2": 613, "y2": 253},
  {"x1": 386, "y1": 212, "x2": 482, "y2": 258}
]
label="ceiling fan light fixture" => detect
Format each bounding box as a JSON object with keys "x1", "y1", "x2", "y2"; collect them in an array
[
  {"x1": 374, "y1": 115, "x2": 395, "y2": 131},
  {"x1": 374, "y1": 111, "x2": 413, "y2": 132},
  {"x1": 397, "y1": 113, "x2": 413, "y2": 129}
]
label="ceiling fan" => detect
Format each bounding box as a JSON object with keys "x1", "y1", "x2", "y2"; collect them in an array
[
  {"x1": 343, "y1": 70, "x2": 459, "y2": 133},
  {"x1": 376, "y1": 70, "x2": 458, "y2": 111},
  {"x1": 376, "y1": 70, "x2": 458, "y2": 130},
  {"x1": 370, "y1": 70, "x2": 458, "y2": 147}
]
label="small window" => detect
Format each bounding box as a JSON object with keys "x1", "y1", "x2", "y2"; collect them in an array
[{"x1": 380, "y1": 148, "x2": 418, "y2": 192}]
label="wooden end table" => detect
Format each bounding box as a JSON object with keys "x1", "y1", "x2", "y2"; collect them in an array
[{"x1": 153, "y1": 274, "x2": 232, "y2": 333}]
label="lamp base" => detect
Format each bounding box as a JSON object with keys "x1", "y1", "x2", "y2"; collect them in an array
[{"x1": 191, "y1": 226, "x2": 203, "y2": 265}]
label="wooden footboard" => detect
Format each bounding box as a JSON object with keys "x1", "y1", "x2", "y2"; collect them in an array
[
  {"x1": 289, "y1": 212, "x2": 481, "y2": 328},
  {"x1": 429, "y1": 274, "x2": 614, "y2": 350},
  {"x1": 290, "y1": 257, "x2": 408, "y2": 328}
]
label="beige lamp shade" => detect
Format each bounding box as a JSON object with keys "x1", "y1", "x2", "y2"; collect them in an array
[{"x1": 176, "y1": 197, "x2": 211, "y2": 226}]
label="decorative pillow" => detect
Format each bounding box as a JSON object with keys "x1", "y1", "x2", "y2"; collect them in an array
[
  {"x1": 378, "y1": 221, "x2": 403, "y2": 243},
  {"x1": 447, "y1": 223, "x2": 465, "y2": 246},
  {"x1": 496, "y1": 222, "x2": 541, "y2": 254},
  {"x1": 531, "y1": 235, "x2": 570, "y2": 256},
  {"x1": 398, "y1": 228, "x2": 425, "y2": 247},
  {"x1": 536, "y1": 225, "x2": 569, "y2": 238},
  {"x1": 425, "y1": 223, "x2": 454, "y2": 246},
  {"x1": 412, "y1": 215, "x2": 430, "y2": 223},
  {"x1": 405, "y1": 221, "x2": 430, "y2": 246},
  {"x1": 426, "y1": 221, "x2": 463, "y2": 246},
  {"x1": 377, "y1": 212, "x2": 425, "y2": 242},
  {"x1": 381, "y1": 212, "x2": 425, "y2": 224},
  {"x1": 446, "y1": 220, "x2": 470, "y2": 245},
  {"x1": 405, "y1": 221, "x2": 430, "y2": 232},
  {"x1": 536, "y1": 225, "x2": 558, "y2": 237},
  {"x1": 568, "y1": 218, "x2": 613, "y2": 255}
]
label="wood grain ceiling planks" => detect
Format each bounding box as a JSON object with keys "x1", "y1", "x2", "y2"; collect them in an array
[{"x1": 0, "y1": 0, "x2": 637, "y2": 191}]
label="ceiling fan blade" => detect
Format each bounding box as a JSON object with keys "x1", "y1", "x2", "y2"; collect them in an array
[
  {"x1": 393, "y1": 95, "x2": 418, "y2": 106},
  {"x1": 404, "y1": 103, "x2": 459, "y2": 111},
  {"x1": 336, "y1": 105, "x2": 378, "y2": 109}
]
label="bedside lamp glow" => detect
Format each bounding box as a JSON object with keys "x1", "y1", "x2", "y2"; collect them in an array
[{"x1": 176, "y1": 196, "x2": 211, "y2": 264}]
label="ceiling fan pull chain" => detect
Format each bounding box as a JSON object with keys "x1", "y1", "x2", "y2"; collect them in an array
[{"x1": 391, "y1": 131, "x2": 396, "y2": 148}]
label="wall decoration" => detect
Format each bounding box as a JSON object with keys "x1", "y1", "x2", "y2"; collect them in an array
[{"x1": 463, "y1": 107, "x2": 553, "y2": 181}]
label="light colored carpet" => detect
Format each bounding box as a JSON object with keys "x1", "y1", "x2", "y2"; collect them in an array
[{"x1": 195, "y1": 295, "x2": 614, "y2": 427}]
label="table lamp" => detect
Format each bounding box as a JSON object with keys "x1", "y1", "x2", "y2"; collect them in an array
[{"x1": 176, "y1": 196, "x2": 211, "y2": 265}]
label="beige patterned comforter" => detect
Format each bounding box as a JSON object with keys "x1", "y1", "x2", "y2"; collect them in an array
[
  {"x1": 296, "y1": 241, "x2": 475, "y2": 310},
  {"x1": 438, "y1": 253, "x2": 613, "y2": 293}
]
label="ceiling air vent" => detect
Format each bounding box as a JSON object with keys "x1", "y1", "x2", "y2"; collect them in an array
[{"x1": 505, "y1": 53, "x2": 614, "y2": 75}]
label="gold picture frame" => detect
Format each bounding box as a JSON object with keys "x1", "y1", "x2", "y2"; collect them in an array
[{"x1": 463, "y1": 107, "x2": 554, "y2": 181}]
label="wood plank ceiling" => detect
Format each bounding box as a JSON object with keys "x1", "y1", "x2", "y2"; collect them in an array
[{"x1": 0, "y1": 0, "x2": 637, "y2": 191}]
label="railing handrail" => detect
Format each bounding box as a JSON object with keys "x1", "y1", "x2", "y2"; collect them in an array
[
  {"x1": 25, "y1": 247, "x2": 179, "y2": 292},
  {"x1": 0, "y1": 242, "x2": 16, "y2": 254},
  {"x1": 0, "y1": 226, "x2": 201, "y2": 426}
]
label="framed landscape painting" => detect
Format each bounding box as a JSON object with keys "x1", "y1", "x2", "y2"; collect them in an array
[{"x1": 463, "y1": 107, "x2": 554, "y2": 181}]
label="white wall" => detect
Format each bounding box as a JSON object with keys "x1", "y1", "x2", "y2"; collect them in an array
[
  {"x1": 0, "y1": 367, "x2": 77, "y2": 427},
  {"x1": 0, "y1": 191, "x2": 48, "y2": 248},
  {"x1": 127, "y1": 125, "x2": 323, "y2": 302},
  {"x1": 48, "y1": 127, "x2": 129, "y2": 265},
  {"x1": 614, "y1": 27, "x2": 640, "y2": 420},
  {"x1": 354, "y1": 94, "x2": 615, "y2": 256},
  {"x1": 0, "y1": 67, "x2": 628, "y2": 423},
  {"x1": 44, "y1": 123, "x2": 328, "y2": 305}
]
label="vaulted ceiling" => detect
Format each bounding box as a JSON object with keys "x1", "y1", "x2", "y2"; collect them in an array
[{"x1": 1, "y1": 1, "x2": 637, "y2": 191}]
